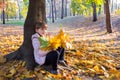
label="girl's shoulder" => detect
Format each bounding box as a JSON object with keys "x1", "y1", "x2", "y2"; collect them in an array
[{"x1": 32, "y1": 33, "x2": 39, "y2": 39}]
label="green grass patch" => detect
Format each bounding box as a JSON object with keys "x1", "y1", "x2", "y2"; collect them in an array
[{"x1": 0, "y1": 20, "x2": 24, "y2": 26}]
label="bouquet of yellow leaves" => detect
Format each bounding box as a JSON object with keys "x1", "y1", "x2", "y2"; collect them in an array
[{"x1": 38, "y1": 29, "x2": 73, "y2": 51}]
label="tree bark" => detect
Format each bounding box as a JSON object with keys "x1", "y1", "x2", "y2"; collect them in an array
[
  {"x1": 92, "y1": 2, "x2": 97, "y2": 22},
  {"x1": 105, "y1": 0, "x2": 112, "y2": 33},
  {"x1": 5, "y1": 0, "x2": 46, "y2": 70}
]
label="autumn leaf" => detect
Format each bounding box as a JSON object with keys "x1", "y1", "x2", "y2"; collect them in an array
[
  {"x1": 0, "y1": 55, "x2": 6, "y2": 64},
  {"x1": 76, "y1": 50, "x2": 84, "y2": 57},
  {"x1": 6, "y1": 68, "x2": 17, "y2": 77}
]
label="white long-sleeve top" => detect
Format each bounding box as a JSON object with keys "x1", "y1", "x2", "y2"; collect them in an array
[{"x1": 31, "y1": 33, "x2": 48, "y2": 65}]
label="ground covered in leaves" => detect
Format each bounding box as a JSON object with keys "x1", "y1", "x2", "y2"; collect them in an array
[{"x1": 0, "y1": 15, "x2": 120, "y2": 80}]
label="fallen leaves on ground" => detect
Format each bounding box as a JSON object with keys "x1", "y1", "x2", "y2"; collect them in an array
[{"x1": 0, "y1": 23, "x2": 120, "y2": 80}]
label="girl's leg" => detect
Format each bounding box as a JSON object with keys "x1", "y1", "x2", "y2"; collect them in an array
[
  {"x1": 57, "y1": 47, "x2": 65, "y2": 60},
  {"x1": 57, "y1": 47, "x2": 68, "y2": 67},
  {"x1": 45, "y1": 50, "x2": 59, "y2": 70}
]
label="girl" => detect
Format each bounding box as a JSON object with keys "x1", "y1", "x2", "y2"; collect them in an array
[{"x1": 31, "y1": 22, "x2": 67, "y2": 74}]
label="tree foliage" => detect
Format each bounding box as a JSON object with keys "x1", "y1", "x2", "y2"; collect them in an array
[
  {"x1": 5, "y1": 1, "x2": 18, "y2": 18},
  {"x1": 70, "y1": 0, "x2": 104, "y2": 16},
  {"x1": 21, "y1": 1, "x2": 28, "y2": 19}
]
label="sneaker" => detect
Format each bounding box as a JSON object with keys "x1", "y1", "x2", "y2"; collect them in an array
[
  {"x1": 58, "y1": 60, "x2": 68, "y2": 67},
  {"x1": 50, "y1": 70, "x2": 59, "y2": 74}
]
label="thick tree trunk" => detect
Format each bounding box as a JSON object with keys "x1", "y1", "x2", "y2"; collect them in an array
[
  {"x1": 5, "y1": 0, "x2": 46, "y2": 70},
  {"x1": 105, "y1": 0, "x2": 112, "y2": 33},
  {"x1": 92, "y1": 2, "x2": 97, "y2": 22}
]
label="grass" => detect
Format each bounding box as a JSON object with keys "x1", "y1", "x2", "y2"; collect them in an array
[{"x1": 0, "y1": 20, "x2": 24, "y2": 26}]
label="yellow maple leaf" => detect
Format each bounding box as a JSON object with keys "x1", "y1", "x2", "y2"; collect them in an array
[
  {"x1": 93, "y1": 65, "x2": 100, "y2": 72},
  {"x1": 76, "y1": 50, "x2": 84, "y2": 56}
]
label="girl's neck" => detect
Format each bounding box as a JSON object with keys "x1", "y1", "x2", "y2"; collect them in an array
[{"x1": 37, "y1": 32, "x2": 43, "y2": 37}]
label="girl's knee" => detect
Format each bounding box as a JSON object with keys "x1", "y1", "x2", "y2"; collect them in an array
[{"x1": 52, "y1": 50, "x2": 59, "y2": 57}]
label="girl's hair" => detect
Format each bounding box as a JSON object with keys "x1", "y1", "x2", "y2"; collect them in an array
[{"x1": 35, "y1": 22, "x2": 46, "y2": 30}]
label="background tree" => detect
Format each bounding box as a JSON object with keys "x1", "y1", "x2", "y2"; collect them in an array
[
  {"x1": 21, "y1": 1, "x2": 28, "y2": 19},
  {"x1": 92, "y1": 2, "x2": 97, "y2": 22},
  {"x1": 61, "y1": 0, "x2": 64, "y2": 19},
  {"x1": 0, "y1": 0, "x2": 5, "y2": 21},
  {"x1": 70, "y1": 0, "x2": 104, "y2": 19},
  {"x1": 105, "y1": 0, "x2": 112, "y2": 33},
  {"x1": 54, "y1": 0, "x2": 56, "y2": 20},
  {"x1": 51, "y1": 0, "x2": 54, "y2": 23},
  {"x1": 2, "y1": 0, "x2": 5, "y2": 24},
  {"x1": 5, "y1": 1, "x2": 18, "y2": 20},
  {"x1": 64, "y1": 0, "x2": 67, "y2": 17},
  {"x1": 5, "y1": 0, "x2": 46, "y2": 70},
  {"x1": 16, "y1": 0, "x2": 22, "y2": 20}
]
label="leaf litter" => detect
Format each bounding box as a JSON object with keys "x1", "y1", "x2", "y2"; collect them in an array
[{"x1": 0, "y1": 15, "x2": 120, "y2": 80}]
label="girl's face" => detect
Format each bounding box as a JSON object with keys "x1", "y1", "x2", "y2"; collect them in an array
[{"x1": 36, "y1": 25, "x2": 47, "y2": 36}]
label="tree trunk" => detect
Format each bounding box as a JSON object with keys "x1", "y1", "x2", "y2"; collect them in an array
[
  {"x1": 65, "y1": 0, "x2": 67, "y2": 17},
  {"x1": 5, "y1": 0, "x2": 46, "y2": 70},
  {"x1": 2, "y1": 9, "x2": 5, "y2": 24},
  {"x1": 1, "y1": 14, "x2": 2, "y2": 21},
  {"x1": 51, "y1": 0, "x2": 54, "y2": 23},
  {"x1": 54, "y1": 0, "x2": 57, "y2": 20},
  {"x1": 111, "y1": 0, "x2": 114, "y2": 13},
  {"x1": 98, "y1": 5, "x2": 101, "y2": 15},
  {"x1": 92, "y1": 2, "x2": 97, "y2": 22},
  {"x1": 48, "y1": 0, "x2": 52, "y2": 21},
  {"x1": 73, "y1": 11, "x2": 75, "y2": 16},
  {"x1": 7, "y1": 14, "x2": 8, "y2": 21},
  {"x1": 61, "y1": 0, "x2": 64, "y2": 19},
  {"x1": 16, "y1": 0, "x2": 21, "y2": 20},
  {"x1": 105, "y1": 0, "x2": 112, "y2": 33},
  {"x1": 2, "y1": 0, "x2": 5, "y2": 24},
  {"x1": 18, "y1": 4, "x2": 21, "y2": 20},
  {"x1": 70, "y1": 9, "x2": 72, "y2": 16},
  {"x1": 104, "y1": 3, "x2": 106, "y2": 14}
]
